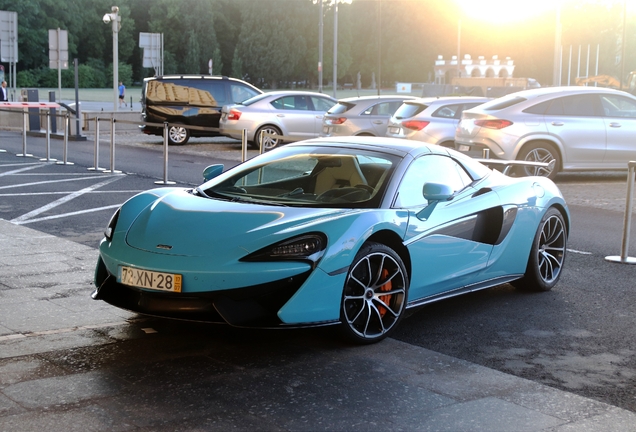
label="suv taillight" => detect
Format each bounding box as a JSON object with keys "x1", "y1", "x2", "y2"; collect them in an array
[
  {"x1": 227, "y1": 109, "x2": 242, "y2": 121},
  {"x1": 474, "y1": 119, "x2": 513, "y2": 129},
  {"x1": 402, "y1": 120, "x2": 430, "y2": 131},
  {"x1": 327, "y1": 117, "x2": 347, "y2": 125}
]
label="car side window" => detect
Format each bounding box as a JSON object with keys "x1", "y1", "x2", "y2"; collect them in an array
[
  {"x1": 433, "y1": 104, "x2": 460, "y2": 119},
  {"x1": 191, "y1": 80, "x2": 227, "y2": 105},
  {"x1": 271, "y1": 96, "x2": 308, "y2": 110},
  {"x1": 551, "y1": 94, "x2": 600, "y2": 116},
  {"x1": 600, "y1": 95, "x2": 636, "y2": 118},
  {"x1": 311, "y1": 96, "x2": 335, "y2": 112},
  {"x1": 393, "y1": 155, "x2": 472, "y2": 208},
  {"x1": 363, "y1": 102, "x2": 393, "y2": 116}
]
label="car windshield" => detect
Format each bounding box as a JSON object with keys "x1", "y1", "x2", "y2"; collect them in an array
[
  {"x1": 327, "y1": 102, "x2": 355, "y2": 114},
  {"x1": 481, "y1": 96, "x2": 527, "y2": 111},
  {"x1": 393, "y1": 102, "x2": 427, "y2": 119},
  {"x1": 201, "y1": 146, "x2": 398, "y2": 208}
]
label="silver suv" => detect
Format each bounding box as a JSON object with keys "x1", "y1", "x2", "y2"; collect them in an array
[
  {"x1": 386, "y1": 97, "x2": 489, "y2": 147},
  {"x1": 322, "y1": 95, "x2": 415, "y2": 137},
  {"x1": 455, "y1": 86, "x2": 636, "y2": 179}
]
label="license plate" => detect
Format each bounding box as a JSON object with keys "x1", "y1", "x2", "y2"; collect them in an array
[
  {"x1": 120, "y1": 266, "x2": 182, "y2": 292},
  {"x1": 458, "y1": 145, "x2": 470, "y2": 152},
  {"x1": 388, "y1": 126, "x2": 400, "y2": 134}
]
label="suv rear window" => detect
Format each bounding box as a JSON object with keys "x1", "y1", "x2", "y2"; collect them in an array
[
  {"x1": 327, "y1": 102, "x2": 355, "y2": 114},
  {"x1": 393, "y1": 102, "x2": 427, "y2": 119},
  {"x1": 482, "y1": 96, "x2": 527, "y2": 111}
]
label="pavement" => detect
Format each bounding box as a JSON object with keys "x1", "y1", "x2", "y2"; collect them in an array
[{"x1": 1, "y1": 144, "x2": 636, "y2": 430}]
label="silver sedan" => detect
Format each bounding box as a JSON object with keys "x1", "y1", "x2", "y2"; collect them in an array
[
  {"x1": 455, "y1": 86, "x2": 636, "y2": 179},
  {"x1": 219, "y1": 91, "x2": 336, "y2": 151},
  {"x1": 321, "y1": 95, "x2": 416, "y2": 137},
  {"x1": 386, "y1": 97, "x2": 490, "y2": 147}
]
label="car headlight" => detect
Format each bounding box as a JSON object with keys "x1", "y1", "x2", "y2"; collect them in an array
[
  {"x1": 104, "y1": 208, "x2": 120, "y2": 241},
  {"x1": 242, "y1": 233, "x2": 327, "y2": 263}
]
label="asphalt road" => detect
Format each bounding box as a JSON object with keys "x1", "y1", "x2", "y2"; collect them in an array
[{"x1": 1, "y1": 130, "x2": 636, "y2": 413}]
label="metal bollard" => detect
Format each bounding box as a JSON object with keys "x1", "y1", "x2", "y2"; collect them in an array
[
  {"x1": 56, "y1": 113, "x2": 74, "y2": 165},
  {"x1": 155, "y1": 122, "x2": 175, "y2": 185},
  {"x1": 605, "y1": 161, "x2": 636, "y2": 264},
  {"x1": 88, "y1": 117, "x2": 104, "y2": 171},
  {"x1": 259, "y1": 129, "x2": 265, "y2": 155},
  {"x1": 17, "y1": 109, "x2": 32, "y2": 157},
  {"x1": 241, "y1": 128, "x2": 248, "y2": 162},
  {"x1": 482, "y1": 148, "x2": 490, "y2": 159},
  {"x1": 40, "y1": 111, "x2": 57, "y2": 162},
  {"x1": 103, "y1": 118, "x2": 121, "y2": 174}
]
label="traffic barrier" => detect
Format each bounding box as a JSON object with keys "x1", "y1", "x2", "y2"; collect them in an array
[{"x1": 605, "y1": 161, "x2": 636, "y2": 265}]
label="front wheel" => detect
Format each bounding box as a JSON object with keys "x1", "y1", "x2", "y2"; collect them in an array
[
  {"x1": 340, "y1": 242, "x2": 409, "y2": 344},
  {"x1": 167, "y1": 124, "x2": 190, "y2": 145},
  {"x1": 256, "y1": 125, "x2": 283, "y2": 151},
  {"x1": 513, "y1": 208, "x2": 567, "y2": 292},
  {"x1": 516, "y1": 142, "x2": 560, "y2": 180}
]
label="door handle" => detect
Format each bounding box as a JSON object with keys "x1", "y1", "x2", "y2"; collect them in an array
[
  {"x1": 551, "y1": 122, "x2": 564, "y2": 126},
  {"x1": 609, "y1": 122, "x2": 622, "y2": 128},
  {"x1": 316, "y1": 115, "x2": 323, "y2": 119},
  {"x1": 372, "y1": 120, "x2": 384, "y2": 125},
  {"x1": 276, "y1": 114, "x2": 285, "y2": 117}
]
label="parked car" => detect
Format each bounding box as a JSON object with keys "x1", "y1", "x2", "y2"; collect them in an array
[
  {"x1": 455, "y1": 86, "x2": 636, "y2": 179},
  {"x1": 386, "y1": 97, "x2": 490, "y2": 147},
  {"x1": 140, "y1": 75, "x2": 262, "y2": 145},
  {"x1": 321, "y1": 95, "x2": 416, "y2": 137},
  {"x1": 219, "y1": 91, "x2": 336, "y2": 151},
  {"x1": 93, "y1": 136, "x2": 569, "y2": 344}
]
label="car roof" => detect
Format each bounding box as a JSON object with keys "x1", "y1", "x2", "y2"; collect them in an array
[
  {"x1": 287, "y1": 136, "x2": 452, "y2": 158},
  {"x1": 338, "y1": 95, "x2": 417, "y2": 103},
  {"x1": 259, "y1": 90, "x2": 336, "y2": 98},
  {"x1": 412, "y1": 96, "x2": 492, "y2": 104},
  {"x1": 502, "y1": 85, "x2": 634, "y2": 99}
]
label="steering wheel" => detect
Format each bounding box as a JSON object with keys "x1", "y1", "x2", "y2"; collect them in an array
[{"x1": 354, "y1": 184, "x2": 375, "y2": 193}]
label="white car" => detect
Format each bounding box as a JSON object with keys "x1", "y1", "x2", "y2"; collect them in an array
[
  {"x1": 219, "y1": 91, "x2": 336, "y2": 151},
  {"x1": 386, "y1": 97, "x2": 490, "y2": 147}
]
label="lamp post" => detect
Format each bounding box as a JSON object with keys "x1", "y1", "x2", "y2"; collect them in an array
[{"x1": 103, "y1": 6, "x2": 120, "y2": 111}]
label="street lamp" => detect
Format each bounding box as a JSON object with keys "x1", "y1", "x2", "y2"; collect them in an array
[{"x1": 103, "y1": 6, "x2": 120, "y2": 111}]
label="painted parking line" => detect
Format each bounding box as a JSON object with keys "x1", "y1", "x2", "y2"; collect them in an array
[
  {"x1": 0, "y1": 174, "x2": 121, "y2": 190},
  {"x1": 11, "y1": 176, "x2": 125, "y2": 225}
]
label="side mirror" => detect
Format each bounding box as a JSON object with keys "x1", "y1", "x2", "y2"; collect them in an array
[
  {"x1": 417, "y1": 182, "x2": 454, "y2": 221},
  {"x1": 202, "y1": 164, "x2": 224, "y2": 181},
  {"x1": 422, "y1": 182, "x2": 454, "y2": 201}
]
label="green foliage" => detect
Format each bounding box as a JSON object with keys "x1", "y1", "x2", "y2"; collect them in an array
[{"x1": 0, "y1": 0, "x2": 632, "y2": 89}]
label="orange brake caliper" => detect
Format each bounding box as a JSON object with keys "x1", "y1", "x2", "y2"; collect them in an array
[{"x1": 377, "y1": 268, "x2": 392, "y2": 317}]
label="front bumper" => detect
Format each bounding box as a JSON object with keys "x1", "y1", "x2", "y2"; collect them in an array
[{"x1": 92, "y1": 257, "x2": 321, "y2": 328}]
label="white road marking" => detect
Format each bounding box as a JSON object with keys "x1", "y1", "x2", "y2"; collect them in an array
[
  {"x1": 0, "y1": 190, "x2": 142, "y2": 197},
  {"x1": 0, "y1": 174, "x2": 120, "y2": 190},
  {"x1": 0, "y1": 164, "x2": 43, "y2": 177},
  {"x1": 567, "y1": 248, "x2": 593, "y2": 255},
  {"x1": 15, "y1": 204, "x2": 122, "y2": 224},
  {"x1": 11, "y1": 176, "x2": 124, "y2": 224}
]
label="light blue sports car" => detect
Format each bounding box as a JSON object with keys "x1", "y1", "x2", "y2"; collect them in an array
[{"x1": 93, "y1": 136, "x2": 569, "y2": 344}]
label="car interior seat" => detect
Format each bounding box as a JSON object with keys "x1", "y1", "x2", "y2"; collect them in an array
[{"x1": 313, "y1": 156, "x2": 368, "y2": 195}]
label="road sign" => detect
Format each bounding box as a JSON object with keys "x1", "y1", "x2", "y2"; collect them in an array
[
  {"x1": 0, "y1": 10, "x2": 17, "y2": 63},
  {"x1": 49, "y1": 29, "x2": 69, "y2": 69},
  {"x1": 140, "y1": 32, "x2": 163, "y2": 76}
]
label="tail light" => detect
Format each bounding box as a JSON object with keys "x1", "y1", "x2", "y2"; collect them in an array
[
  {"x1": 402, "y1": 120, "x2": 430, "y2": 131},
  {"x1": 474, "y1": 119, "x2": 513, "y2": 129},
  {"x1": 227, "y1": 109, "x2": 242, "y2": 121},
  {"x1": 326, "y1": 117, "x2": 347, "y2": 125}
]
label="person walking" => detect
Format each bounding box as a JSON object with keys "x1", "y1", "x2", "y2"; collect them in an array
[
  {"x1": 0, "y1": 81, "x2": 8, "y2": 102},
  {"x1": 118, "y1": 81, "x2": 127, "y2": 108}
]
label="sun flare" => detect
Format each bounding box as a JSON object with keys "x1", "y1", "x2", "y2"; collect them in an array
[{"x1": 456, "y1": 0, "x2": 558, "y2": 24}]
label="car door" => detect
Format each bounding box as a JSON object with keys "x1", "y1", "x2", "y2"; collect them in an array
[
  {"x1": 310, "y1": 96, "x2": 337, "y2": 136},
  {"x1": 394, "y1": 154, "x2": 500, "y2": 301},
  {"x1": 272, "y1": 96, "x2": 318, "y2": 140},
  {"x1": 363, "y1": 101, "x2": 403, "y2": 135},
  {"x1": 544, "y1": 94, "x2": 606, "y2": 167},
  {"x1": 600, "y1": 94, "x2": 636, "y2": 166}
]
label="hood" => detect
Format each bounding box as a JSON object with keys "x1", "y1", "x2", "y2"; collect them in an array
[{"x1": 125, "y1": 189, "x2": 348, "y2": 257}]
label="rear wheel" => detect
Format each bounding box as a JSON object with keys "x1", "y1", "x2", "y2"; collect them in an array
[
  {"x1": 513, "y1": 208, "x2": 567, "y2": 291},
  {"x1": 516, "y1": 141, "x2": 560, "y2": 179},
  {"x1": 340, "y1": 242, "x2": 408, "y2": 344},
  {"x1": 256, "y1": 125, "x2": 283, "y2": 151},
  {"x1": 167, "y1": 124, "x2": 190, "y2": 145}
]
